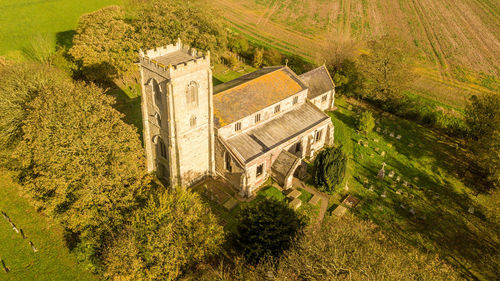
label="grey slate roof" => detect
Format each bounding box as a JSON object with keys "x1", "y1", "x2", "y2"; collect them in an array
[
  {"x1": 224, "y1": 102, "x2": 330, "y2": 164},
  {"x1": 299, "y1": 65, "x2": 335, "y2": 99},
  {"x1": 271, "y1": 150, "x2": 300, "y2": 184},
  {"x1": 213, "y1": 66, "x2": 308, "y2": 127}
]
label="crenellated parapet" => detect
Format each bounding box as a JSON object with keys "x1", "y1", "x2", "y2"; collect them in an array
[{"x1": 139, "y1": 38, "x2": 210, "y2": 78}]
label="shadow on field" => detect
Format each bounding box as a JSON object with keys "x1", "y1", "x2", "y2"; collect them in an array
[{"x1": 56, "y1": 30, "x2": 76, "y2": 49}]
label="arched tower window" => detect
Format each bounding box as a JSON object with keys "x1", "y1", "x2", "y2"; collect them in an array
[
  {"x1": 224, "y1": 151, "x2": 232, "y2": 172},
  {"x1": 154, "y1": 112, "x2": 161, "y2": 127},
  {"x1": 153, "y1": 135, "x2": 167, "y2": 159},
  {"x1": 152, "y1": 79, "x2": 162, "y2": 107},
  {"x1": 187, "y1": 81, "x2": 199, "y2": 108}
]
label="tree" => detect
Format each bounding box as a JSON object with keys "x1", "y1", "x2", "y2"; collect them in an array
[
  {"x1": 229, "y1": 34, "x2": 249, "y2": 55},
  {"x1": 104, "y1": 189, "x2": 224, "y2": 280},
  {"x1": 329, "y1": 59, "x2": 363, "y2": 97},
  {"x1": 129, "y1": 0, "x2": 228, "y2": 55},
  {"x1": 234, "y1": 198, "x2": 306, "y2": 264},
  {"x1": 314, "y1": 145, "x2": 347, "y2": 193},
  {"x1": 69, "y1": 6, "x2": 138, "y2": 81},
  {"x1": 357, "y1": 35, "x2": 415, "y2": 106},
  {"x1": 357, "y1": 111, "x2": 375, "y2": 134},
  {"x1": 465, "y1": 93, "x2": 500, "y2": 189},
  {"x1": 263, "y1": 48, "x2": 283, "y2": 66},
  {"x1": 15, "y1": 78, "x2": 150, "y2": 269},
  {"x1": 253, "y1": 48, "x2": 264, "y2": 68},
  {"x1": 0, "y1": 63, "x2": 69, "y2": 151}
]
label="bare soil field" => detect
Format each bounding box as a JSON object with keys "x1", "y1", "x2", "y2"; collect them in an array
[{"x1": 207, "y1": 0, "x2": 500, "y2": 108}]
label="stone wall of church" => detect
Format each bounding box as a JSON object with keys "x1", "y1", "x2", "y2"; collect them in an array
[{"x1": 311, "y1": 89, "x2": 335, "y2": 111}]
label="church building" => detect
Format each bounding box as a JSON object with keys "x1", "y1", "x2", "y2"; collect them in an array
[{"x1": 138, "y1": 39, "x2": 335, "y2": 197}]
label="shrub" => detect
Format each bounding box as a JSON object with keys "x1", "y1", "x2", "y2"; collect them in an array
[
  {"x1": 313, "y1": 145, "x2": 347, "y2": 193},
  {"x1": 234, "y1": 198, "x2": 306, "y2": 264},
  {"x1": 357, "y1": 111, "x2": 375, "y2": 134}
]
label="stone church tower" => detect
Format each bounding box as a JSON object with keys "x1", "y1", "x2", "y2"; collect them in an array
[{"x1": 138, "y1": 39, "x2": 215, "y2": 187}]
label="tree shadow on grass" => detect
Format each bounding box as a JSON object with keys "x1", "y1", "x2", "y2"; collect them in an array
[{"x1": 55, "y1": 30, "x2": 76, "y2": 49}]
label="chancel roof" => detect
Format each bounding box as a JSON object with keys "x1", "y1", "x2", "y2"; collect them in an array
[
  {"x1": 299, "y1": 65, "x2": 335, "y2": 99},
  {"x1": 213, "y1": 66, "x2": 307, "y2": 127},
  {"x1": 225, "y1": 102, "x2": 329, "y2": 164}
]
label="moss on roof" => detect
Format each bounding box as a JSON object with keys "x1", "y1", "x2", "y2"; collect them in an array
[{"x1": 213, "y1": 66, "x2": 307, "y2": 127}]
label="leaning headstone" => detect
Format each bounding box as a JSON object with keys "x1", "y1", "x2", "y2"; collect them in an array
[
  {"x1": 29, "y1": 241, "x2": 38, "y2": 252},
  {"x1": 388, "y1": 170, "x2": 395, "y2": 178},
  {"x1": 1, "y1": 258, "x2": 9, "y2": 273},
  {"x1": 468, "y1": 207, "x2": 474, "y2": 214}
]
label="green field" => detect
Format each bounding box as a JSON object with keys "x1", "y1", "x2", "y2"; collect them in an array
[
  {"x1": 328, "y1": 98, "x2": 499, "y2": 280},
  {"x1": 0, "y1": 170, "x2": 96, "y2": 280},
  {"x1": 0, "y1": 0, "x2": 122, "y2": 58}
]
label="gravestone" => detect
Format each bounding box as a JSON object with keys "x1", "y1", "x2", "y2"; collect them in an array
[
  {"x1": 468, "y1": 207, "x2": 474, "y2": 214},
  {"x1": 403, "y1": 181, "x2": 409, "y2": 187},
  {"x1": 408, "y1": 143, "x2": 414, "y2": 148},
  {"x1": 388, "y1": 170, "x2": 395, "y2": 178},
  {"x1": 409, "y1": 208, "x2": 415, "y2": 215},
  {"x1": 370, "y1": 154, "x2": 374, "y2": 158},
  {"x1": 381, "y1": 191, "x2": 387, "y2": 198},
  {"x1": 375, "y1": 147, "x2": 380, "y2": 152},
  {"x1": 374, "y1": 138, "x2": 379, "y2": 143},
  {"x1": 400, "y1": 203, "x2": 406, "y2": 209},
  {"x1": 369, "y1": 185, "x2": 375, "y2": 192},
  {"x1": 381, "y1": 151, "x2": 386, "y2": 157},
  {"x1": 363, "y1": 142, "x2": 368, "y2": 147},
  {"x1": 390, "y1": 132, "x2": 395, "y2": 138},
  {"x1": 29, "y1": 241, "x2": 38, "y2": 252},
  {"x1": 377, "y1": 163, "x2": 386, "y2": 179},
  {"x1": 396, "y1": 189, "x2": 402, "y2": 195},
  {"x1": 376, "y1": 127, "x2": 381, "y2": 132},
  {"x1": 396, "y1": 176, "x2": 401, "y2": 182},
  {"x1": 396, "y1": 135, "x2": 401, "y2": 140},
  {"x1": 12, "y1": 225, "x2": 19, "y2": 233}
]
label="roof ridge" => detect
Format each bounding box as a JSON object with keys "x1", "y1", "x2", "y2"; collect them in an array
[{"x1": 216, "y1": 66, "x2": 285, "y2": 94}]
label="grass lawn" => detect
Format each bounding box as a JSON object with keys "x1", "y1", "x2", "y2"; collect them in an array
[
  {"x1": 328, "y1": 97, "x2": 499, "y2": 280},
  {"x1": 212, "y1": 63, "x2": 256, "y2": 85},
  {"x1": 0, "y1": 170, "x2": 96, "y2": 281},
  {"x1": 0, "y1": 0, "x2": 122, "y2": 58}
]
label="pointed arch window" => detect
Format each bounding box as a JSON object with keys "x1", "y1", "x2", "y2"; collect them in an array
[
  {"x1": 224, "y1": 151, "x2": 232, "y2": 172},
  {"x1": 154, "y1": 112, "x2": 161, "y2": 127},
  {"x1": 187, "y1": 81, "x2": 199, "y2": 108},
  {"x1": 152, "y1": 79, "x2": 162, "y2": 107}
]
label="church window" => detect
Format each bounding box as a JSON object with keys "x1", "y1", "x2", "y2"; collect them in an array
[
  {"x1": 158, "y1": 162, "x2": 168, "y2": 179},
  {"x1": 187, "y1": 81, "x2": 199, "y2": 107},
  {"x1": 255, "y1": 113, "x2": 261, "y2": 123},
  {"x1": 154, "y1": 112, "x2": 161, "y2": 126},
  {"x1": 322, "y1": 95, "x2": 327, "y2": 103},
  {"x1": 152, "y1": 79, "x2": 161, "y2": 107},
  {"x1": 315, "y1": 130, "x2": 322, "y2": 143},
  {"x1": 159, "y1": 138, "x2": 167, "y2": 158},
  {"x1": 224, "y1": 152, "x2": 232, "y2": 172},
  {"x1": 235, "y1": 122, "x2": 241, "y2": 132},
  {"x1": 190, "y1": 116, "x2": 197, "y2": 128},
  {"x1": 274, "y1": 104, "x2": 281, "y2": 114},
  {"x1": 256, "y1": 163, "x2": 264, "y2": 177},
  {"x1": 293, "y1": 96, "x2": 298, "y2": 105}
]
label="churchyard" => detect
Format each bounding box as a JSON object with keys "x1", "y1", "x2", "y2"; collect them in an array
[
  {"x1": 327, "y1": 97, "x2": 499, "y2": 280},
  {"x1": 0, "y1": 170, "x2": 95, "y2": 281}
]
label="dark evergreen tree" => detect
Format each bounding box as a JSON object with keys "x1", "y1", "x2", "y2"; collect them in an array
[
  {"x1": 234, "y1": 198, "x2": 306, "y2": 264},
  {"x1": 314, "y1": 145, "x2": 347, "y2": 193}
]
